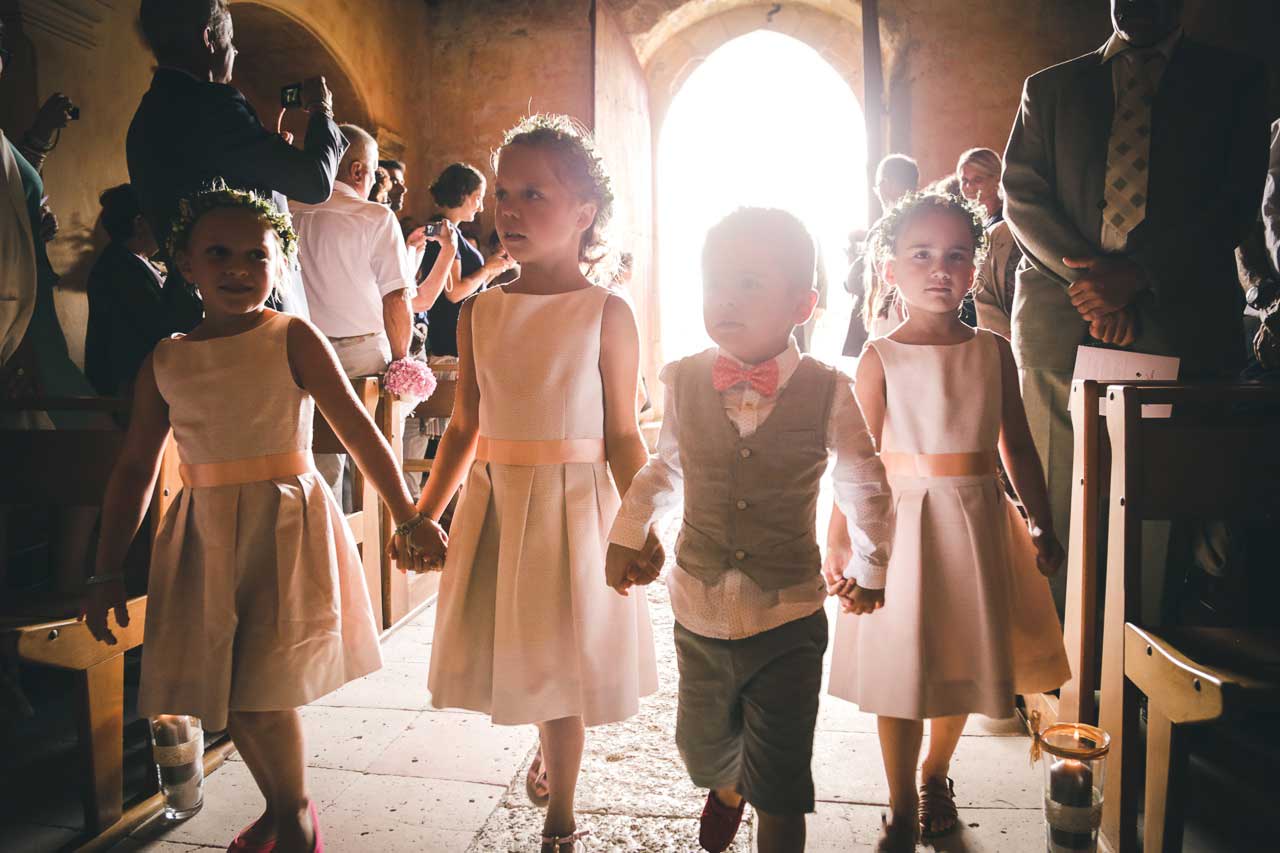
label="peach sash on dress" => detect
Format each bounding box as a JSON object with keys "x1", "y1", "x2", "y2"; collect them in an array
[
  {"x1": 179, "y1": 450, "x2": 316, "y2": 488},
  {"x1": 879, "y1": 450, "x2": 998, "y2": 478},
  {"x1": 474, "y1": 436, "x2": 606, "y2": 466}
]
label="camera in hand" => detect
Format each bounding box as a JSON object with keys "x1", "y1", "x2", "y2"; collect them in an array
[
  {"x1": 280, "y1": 83, "x2": 303, "y2": 109},
  {"x1": 424, "y1": 221, "x2": 444, "y2": 238}
]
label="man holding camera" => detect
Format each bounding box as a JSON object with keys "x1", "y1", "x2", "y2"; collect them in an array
[{"x1": 127, "y1": 0, "x2": 348, "y2": 333}]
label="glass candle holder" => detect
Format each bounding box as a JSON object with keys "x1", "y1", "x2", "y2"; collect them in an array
[
  {"x1": 150, "y1": 715, "x2": 204, "y2": 820},
  {"x1": 1037, "y1": 722, "x2": 1110, "y2": 853}
]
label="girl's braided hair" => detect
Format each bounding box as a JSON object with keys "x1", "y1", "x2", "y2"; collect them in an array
[
  {"x1": 167, "y1": 181, "x2": 298, "y2": 263},
  {"x1": 493, "y1": 113, "x2": 615, "y2": 276}
]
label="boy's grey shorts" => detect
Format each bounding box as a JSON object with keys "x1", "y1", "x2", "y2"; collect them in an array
[{"x1": 673, "y1": 607, "x2": 828, "y2": 815}]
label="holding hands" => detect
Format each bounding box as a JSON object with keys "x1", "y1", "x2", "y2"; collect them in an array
[
  {"x1": 389, "y1": 514, "x2": 450, "y2": 573},
  {"x1": 823, "y1": 526, "x2": 884, "y2": 613},
  {"x1": 606, "y1": 528, "x2": 666, "y2": 596}
]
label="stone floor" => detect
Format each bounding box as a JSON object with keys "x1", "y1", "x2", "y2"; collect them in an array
[{"x1": 113, "y1": 571, "x2": 1048, "y2": 853}]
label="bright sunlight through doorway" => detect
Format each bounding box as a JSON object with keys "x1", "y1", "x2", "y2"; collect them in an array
[{"x1": 656, "y1": 30, "x2": 869, "y2": 365}]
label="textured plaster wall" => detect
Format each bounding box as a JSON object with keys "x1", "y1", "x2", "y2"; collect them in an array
[
  {"x1": 592, "y1": 1, "x2": 659, "y2": 405},
  {"x1": 418, "y1": 0, "x2": 595, "y2": 245}
]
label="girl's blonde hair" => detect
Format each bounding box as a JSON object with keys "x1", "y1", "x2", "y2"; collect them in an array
[{"x1": 493, "y1": 113, "x2": 614, "y2": 277}]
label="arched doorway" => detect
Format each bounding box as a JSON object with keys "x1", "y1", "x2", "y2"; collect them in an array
[
  {"x1": 229, "y1": 3, "x2": 376, "y2": 147},
  {"x1": 655, "y1": 29, "x2": 868, "y2": 364}
]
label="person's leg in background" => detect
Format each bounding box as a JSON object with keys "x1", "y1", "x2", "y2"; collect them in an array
[
  {"x1": 321, "y1": 333, "x2": 393, "y2": 511},
  {"x1": 1019, "y1": 366, "x2": 1074, "y2": 612}
]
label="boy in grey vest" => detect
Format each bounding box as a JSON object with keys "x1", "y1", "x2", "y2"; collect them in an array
[{"x1": 605, "y1": 208, "x2": 893, "y2": 853}]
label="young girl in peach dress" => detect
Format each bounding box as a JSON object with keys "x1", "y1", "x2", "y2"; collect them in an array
[
  {"x1": 403, "y1": 115, "x2": 658, "y2": 853},
  {"x1": 86, "y1": 187, "x2": 444, "y2": 853},
  {"x1": 825, "y1": 192, "x2": 1071, "y2": 850}
]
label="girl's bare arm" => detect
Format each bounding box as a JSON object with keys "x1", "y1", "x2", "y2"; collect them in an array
[
  {"x1": 286, "y1": 317, "x2": 417, "y2": 524},
  {"x1": 599, "y1": 294, "x2": 648, "y2": 498},
  {"x1": 415, "y1": 299, "x2": 481, "y2": 520},
  {"x1": 993, "y1": 335, "x2": 1054, "y2": 535},
  {"x1": 93, "y1": 354, "x2": 171, "y2": 578}
]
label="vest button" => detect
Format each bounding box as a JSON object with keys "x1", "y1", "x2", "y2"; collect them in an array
[
  {"x1": 734, "y1": 549, "x2": 747, "y2": 561},
  {"x1": 736, "y1": 499, "x2": 748, "y2": 510},
  {"x1": 739, "y1": 447, "x2": 752, "y2": 459}
]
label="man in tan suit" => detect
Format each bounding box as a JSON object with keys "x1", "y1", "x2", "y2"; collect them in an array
[{"x1": 1002, "y1": 0, "x2": 1268, "y2": 604}]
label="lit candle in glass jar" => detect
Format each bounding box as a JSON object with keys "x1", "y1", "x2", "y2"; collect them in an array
[{"x1": 1048, "y1": 757, "x2": 1093, "y2": 850}]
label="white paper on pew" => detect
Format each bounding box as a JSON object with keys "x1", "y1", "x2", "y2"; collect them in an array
[{"x1": 1070, "y1": 346, "x2": 1180, "y2": 418}]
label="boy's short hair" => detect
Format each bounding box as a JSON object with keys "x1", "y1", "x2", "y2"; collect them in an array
[
  {"x1": 702, "y1": 207, "x2": 816, "y2": 291},
  {"x1": 875, "y1": 154, "x2": 920, "y2": 191}
]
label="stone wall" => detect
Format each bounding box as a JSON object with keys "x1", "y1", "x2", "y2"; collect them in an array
[
  {"x1": 592, "y1": 1, "x2": 659, "y2": 399},
  {"x1": 417, "y1": 0, "x2": 594, "y2": 245}
]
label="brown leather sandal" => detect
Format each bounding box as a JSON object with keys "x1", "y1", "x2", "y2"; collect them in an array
[
  {"x1": 877, "y1": 811, "x2": 920, "y2": 852},
  {"x1": 918, "y1": 776, "x2": 958, "y2": 838},
  {"x1": 525, "y1": 746, "x2": 550, "y2": 807}
]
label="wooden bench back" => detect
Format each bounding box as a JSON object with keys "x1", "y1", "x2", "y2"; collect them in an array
[
  {"x1": 1097, "y1": 382, "x2": 1280, "y2": 851},
  {"x1": 1061, "y1": 379, "x2": 1192, "y2": 724}
]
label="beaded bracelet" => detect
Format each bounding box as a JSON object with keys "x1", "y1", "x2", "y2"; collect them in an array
[{"x1": 393, "y1": 512, "x2": 430, "y2": 539}]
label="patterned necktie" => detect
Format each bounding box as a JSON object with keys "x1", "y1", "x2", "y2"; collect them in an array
[{"x1": 1103, "y1": 50, "x2": 1162, "y2": 237}]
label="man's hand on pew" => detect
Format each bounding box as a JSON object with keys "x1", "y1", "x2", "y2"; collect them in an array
[
  {"x1": 1030, "y1": 525, "x2": 1065, "y2": 577},
  {"x1": 81, "y1": 579, "x2": 130, "y2": 645}
]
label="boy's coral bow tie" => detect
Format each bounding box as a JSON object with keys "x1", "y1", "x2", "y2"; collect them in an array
[{"x1": 711, "y1": 356, "x2": 779, "y2": 396}]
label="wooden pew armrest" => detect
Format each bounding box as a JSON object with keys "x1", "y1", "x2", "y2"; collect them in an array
[{"x1": 10, "y1": 596, "x2": 148, "y2": 670}]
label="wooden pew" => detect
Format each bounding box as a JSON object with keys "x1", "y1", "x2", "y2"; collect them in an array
[
  {"x1": 310, "y1": 377, "x2": 385, "y2": 630},
  {"x1": 1058, "y1": 380, "x2": 1187, "y2": 726},
  {"x1": 0, "y1": 397, "x2": 179, "y2": 841},
  {"x1": 1095, "y1": 383, "x2": 1280, "y2": 853}
]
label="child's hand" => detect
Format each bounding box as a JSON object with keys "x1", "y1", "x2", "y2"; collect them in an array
[
  {"x1": 628, "y1": 528, "x2": 665, "y2": 588},
  {"x1": 81, "y1": 579, "x2": 130, "y2": 645},
  {"x1": 1030, "y1": 526, "x2": 1065, "y2": 577},
  {"x1": 838, "y1": 581, "x2": 885, "y2": 615},
  {"x1": 822, "y1": 536, "x2": 853, "y2": 594},
  {"x1": 390, "y1": 518, "x2": 449, "y2": 574},
  {"x1": 606, "y1": 543, "x2": 642, "y2": 595}
]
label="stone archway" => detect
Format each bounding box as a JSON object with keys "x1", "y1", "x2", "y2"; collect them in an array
[
  {"x1": 228, "y1": 2, "x2": 380, "y2": 152},
  {"x1": 606, "y1": 0, "x2": 903, "y2": 138}
]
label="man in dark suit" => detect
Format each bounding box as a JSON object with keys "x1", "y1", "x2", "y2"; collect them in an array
[
  {"x1": 84, "y1": 184, "x2": 168, "y2": 397},
  {"x1": 127, "y1": 0, "x2": 348, "y2": 332},
  {"x1": 1002, "y1": 0, "x2": 1269, "y2": 598}
]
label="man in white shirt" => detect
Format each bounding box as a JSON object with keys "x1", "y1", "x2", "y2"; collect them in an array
[{"x1": 292, "y1": 123, "x2": 423, "y2": 499}]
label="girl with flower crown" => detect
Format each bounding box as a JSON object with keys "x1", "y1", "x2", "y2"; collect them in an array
[
  {"x1": 402, "y1": 115, "x2": 659, "y2": 853},
  {"x1": 84, "y1": 186, "x2": 445, "y2": 853}
]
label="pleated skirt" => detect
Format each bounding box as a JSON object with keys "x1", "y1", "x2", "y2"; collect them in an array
[
  {"x1": 138, "y1": 473, "x2": 383, "y2": 731},
  {"x1": 428, "y1": 459, "x2": 658, "y2": 727},
  {"x1": 829, "y1": 472, "x2": 1070, "y2": 720}
]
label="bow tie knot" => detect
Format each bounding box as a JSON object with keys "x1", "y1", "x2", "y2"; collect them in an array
[{"x1": 712, "y1": 355, "x2": 780, "y2": 396}]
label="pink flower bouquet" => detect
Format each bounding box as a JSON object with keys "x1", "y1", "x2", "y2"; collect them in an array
[{"x1": 384, "y1": 358, "x2": 437, "y2": 410}]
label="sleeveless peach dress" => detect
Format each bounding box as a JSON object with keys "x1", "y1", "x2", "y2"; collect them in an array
[
  {"x1": 428, "y1": 286, "x2": 658, "y2": 727},
  {"x1": 828, "y1": 329, "x2": 1070, "y2": 720},
  {"x1": 138, "y1": 312, "x2": 382, "y2": 731}
]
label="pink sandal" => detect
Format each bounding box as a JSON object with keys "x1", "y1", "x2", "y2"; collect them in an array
[
  {"x1": 308, "y1": 801, "x2": 324, "y2": 853},
  {"x1": 227, "y1": 817, "x2": 276, "y2": 852},
  {"x1": 526, "y1": 746, "x2": 550, "y2": 807}
]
